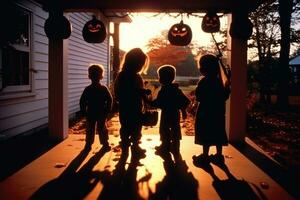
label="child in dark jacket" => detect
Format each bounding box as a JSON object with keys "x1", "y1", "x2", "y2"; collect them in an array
[
  {"x1": 149, "y1": 65, "x2": 190, "y2": 161},
  {"x1": 193, "y1": 54, "x2": 230, "y2": 164},
  {"x1": 80, "y1": 64, "x2": 113, "y2": 152}
]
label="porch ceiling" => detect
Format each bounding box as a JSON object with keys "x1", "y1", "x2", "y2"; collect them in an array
[{"x1": 37, "y1": 0, "x2": 266, "y2": 13}]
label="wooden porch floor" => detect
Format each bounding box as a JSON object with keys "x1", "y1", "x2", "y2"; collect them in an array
[{"x1": 0, "y1": 133, "x2": 296, "y2": 200}]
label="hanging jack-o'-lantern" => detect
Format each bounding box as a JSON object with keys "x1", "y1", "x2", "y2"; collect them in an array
[
  {"x1": 44, "y1": 13, "x2": 72, "y2": 40},
  {"x1": 229, "y1": 16, "x2": 253, "y2": 40},
  {"x1": 201, "y1": 12, "x2": 220, "y2": 33},
  {"x1": 168, "y1": 20, "x2": 192, "y2": 46},
  {"x1": 82, "y1": 15, "x2": 106, "y2": 43}
]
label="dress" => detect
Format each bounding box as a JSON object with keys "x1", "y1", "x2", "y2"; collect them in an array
[
  {"x1": 194, "y1": 77, "x2": 230, "y2": 146},
  {"x1": 114, "y1": 71, "x2": 145, "y2": 146}
]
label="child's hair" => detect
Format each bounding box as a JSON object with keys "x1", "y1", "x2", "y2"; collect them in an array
[
  {"x1": 120, "y1": 48, "x2": 149, "y2": 74},
  {"x1": 88, "y1": 64, "x2": 103, "y2": 80},
  {"x1": 198, "y1": 54, "x2": 219, "y2": 76},
  {"x1": 157, "y1": 65, "x2": 176, "y2": 85}
]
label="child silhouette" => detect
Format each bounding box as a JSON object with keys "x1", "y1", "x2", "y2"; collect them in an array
[
  {"x1": 193, "y1": 54, "x2": 230, "y2": 164},
  {"x1": 114, "y1": 48, "x2": 150, "y2": 158},
  {"x1": 148, "y1": 65, "x2": 190, "y2": 161},
  {"x1": 80, "y1": 64, "x2": 112, "y2": 151}
]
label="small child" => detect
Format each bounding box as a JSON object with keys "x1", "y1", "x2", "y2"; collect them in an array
[
  {"x1": 193, "y1": 54, "x2": 230, "y2": 164},
  {"x1": 114, "y1": 48, "x2": 150, "y2": 158},
  {"x1": 148, "y1": 65, "x2": 190, "y2": 161},
  {"x1": 80, "y1": 64, "x2": 113, "y2": 152}
]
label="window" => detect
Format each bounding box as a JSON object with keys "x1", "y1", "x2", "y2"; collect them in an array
[{"x1": 0, "y1": 6, "x2": 31, "y2": 93}]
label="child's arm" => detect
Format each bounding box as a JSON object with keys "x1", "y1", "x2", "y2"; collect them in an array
[
  {"x1": 178, "y1": 89, "x2": 191, "y2": 109},
  {"x1": 104, "y1": 87, "x2": 113, "y2": 116},
  {"x1": 79, "y1": 89, "x2": 87, "y2": 116},
  {"x1": 195, "y1": 81, "x2": 205, "y2": 102},
  {"x1": 181, "y1": 108, "x2": 187, "y2": 119}
]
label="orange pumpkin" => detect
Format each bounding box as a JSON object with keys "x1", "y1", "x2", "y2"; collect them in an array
[
  {"x1": 201, "y1": 12, "x2": 220, "y2": 33},
  {"x1": 44, "y1": 13, "x2": 71, "y2": 40},
  {"x1": 229, "y1": 16, "x2": 253, "y2": 40},
  {"x1": 82, "y1": 15, "x2": 106, "y2": 43},
  {"x1": 168, "y1": 20, "x2": 192, "y2": 46}
]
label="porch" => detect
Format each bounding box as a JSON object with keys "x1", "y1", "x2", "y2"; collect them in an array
[{"x1": 0, "y1": 129, "x2": 297, "y2": 199}]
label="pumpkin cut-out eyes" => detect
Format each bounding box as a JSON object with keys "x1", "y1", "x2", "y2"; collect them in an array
[
  {"x1": 168, "y1": 20, "x2": 192, "y2": 46},
  {"x1": 82, "y1": 15, "x2": 106, "y2": 43}
]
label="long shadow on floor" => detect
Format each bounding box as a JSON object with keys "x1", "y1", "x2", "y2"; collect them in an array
[
  {"x1": 98, "y1": 151, "x2": 199, "y2": 200},
  {"x1": 193, "y1": 157, "x2": 267, "y2": 200},
  {"x1": 97, "y1": 152, "x2": 148, "y2": 200},
  {"x1": 149, "y1": 152, "x2": 199, "y2": 200},
  {"x1": 30, "y1": 147, "x2": 107, "y2": 200},
  {"x1": 30, "y1": 147, "x2": 200, "y2": 200}
]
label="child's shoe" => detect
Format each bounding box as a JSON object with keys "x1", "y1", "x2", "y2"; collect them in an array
[
  {"x1": 102, "y1": 144, "x2": 111, "y2": 152},
  {"x1": 210, "y1": 154, "x2": 225, "y2": 165},
  {"x1": 192, "y1": 154, "x2": 210, "y2": 166}
]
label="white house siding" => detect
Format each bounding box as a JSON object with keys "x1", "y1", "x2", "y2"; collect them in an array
[
  {"x1": 0, "y1": 0, "x2": 49, "y2": 140},
  {"x1": 68, "y1": 12, "x2": 110, "y2": 115},
  {"x1": 0, "y1": 1, "x2": 111, "y2": 140}
]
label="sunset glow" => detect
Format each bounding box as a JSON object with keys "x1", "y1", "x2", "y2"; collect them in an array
[{"x1": 118, "y1": 13, "x2": 228, "y2": 52}]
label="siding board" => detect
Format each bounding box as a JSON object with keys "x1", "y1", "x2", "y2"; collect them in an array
[
  {"x1": 0, "y1": 1, "x2": 50, "y2": 139},
  {"x1": 68, "y1": 12, "x2": 109, "y2": 115},
  {"x1": 0, "y1": 3, "x2": 110, "y2": 139}
]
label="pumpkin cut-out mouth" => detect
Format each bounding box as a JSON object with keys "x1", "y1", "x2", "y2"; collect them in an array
[
  {"x1": 82, "y1": 15, "x2": 106, "y2": 43},
  {"x1": 88, "y1": 24, "x2": 101, "y2": 33},
  {"x1": 171, "y1": 30, "x2": 188, "y2": 37},
  {"x1": 201, "y1": 12, "x2": 220, "y2": 33},
  {"x1": 168, "y1": 20, "x2": 192, "y2": 46}
]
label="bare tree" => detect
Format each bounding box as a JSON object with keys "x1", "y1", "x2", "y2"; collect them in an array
[{"x1": 276, "y1": 0, "x2": 300, "y2": 109}]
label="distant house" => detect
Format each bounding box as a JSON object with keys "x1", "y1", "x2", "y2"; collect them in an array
[
  {"x1": 0, "y1": 0, "x2": 130, "y2": 140},
  {"x1": 289, "y1": 54, "x2": 300, "y2": 86}
]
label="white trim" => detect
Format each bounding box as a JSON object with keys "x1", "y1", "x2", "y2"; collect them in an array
[
  {"x1": 0, "y1": 91, "x2": 36, "y2": 101},
  {"x1": 0, "y1": 4, "x2": 34, "y2": 95}
]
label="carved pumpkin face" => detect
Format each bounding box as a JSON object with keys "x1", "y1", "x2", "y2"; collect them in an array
[
  {"x1": 82, "y1": 15, "x2": 106, "y2": 43},
  {"x1": 44, "y1": 13, "x2": 72, "y2": 40},
  {"x1": 168, "y1": 20, "x2": 192, "y2": 46},
  {"x1": 201, "y1": 12, "x2": 220, "y2": 33}
]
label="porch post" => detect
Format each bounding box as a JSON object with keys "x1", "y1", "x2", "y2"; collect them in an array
[
  {"x1": 48, "y1": 13, "x2": 69, "y2": 140},
  {"x1": 226, "y1": 13, "x2": 248, "y2": 142},
  {"x1": 112, "y1": 22, "x2": 120, "y2": 80}
]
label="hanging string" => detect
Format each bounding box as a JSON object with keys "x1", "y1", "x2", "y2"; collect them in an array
[{"x1": 211, "y1": 33, "x2": 231, "y2": 86}]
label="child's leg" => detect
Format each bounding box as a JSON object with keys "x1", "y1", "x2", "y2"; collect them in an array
[
  {"x1": 216, "y1": 145, "x2": 223, "y2": 156},
  {"x1": 172, "y1": 139, "x2": 181, "y2": 161},
  {"x1": 96, "y1": 119, "x2": 109, "y2": 147},
  {"x1": 120, "y1": 125, "x2": 130, "y2": 153},
  {"x1": 211, "y1": 145, "x2": 225, "y2": 164},
  {"x1": 131, "y1": 125, "x2": 146, "y2": 154},
  {"x1": 159, "y1": 124, "x2": 171, "y2": 151},
  {"x1": 203, "y1": 145, "x2": 210, "y2": 156},
  {"x1": 85, "y1": 119, "x2": 96, "y2": 149}
]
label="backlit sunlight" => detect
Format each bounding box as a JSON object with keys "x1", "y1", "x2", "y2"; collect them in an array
[{"x1": 118, "y1": 13, "x2": 228, "y2": 52}]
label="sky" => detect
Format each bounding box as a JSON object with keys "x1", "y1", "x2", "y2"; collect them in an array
[{"x1": 116, "y1": 13, "x2": 228, "y2": 53}]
